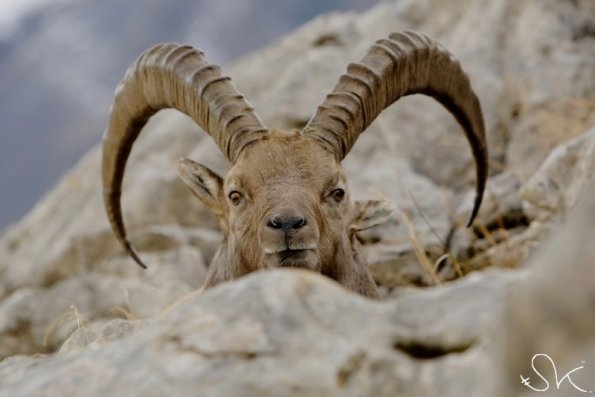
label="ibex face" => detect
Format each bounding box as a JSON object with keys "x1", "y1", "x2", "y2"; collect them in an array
[
  {"x1": 177, "y1": 132, "x2": 392, "y2": 279},
  {"x1": 102, "y1": 31, "x2": 489, "y2": 298},
  {"x1": 222, "y1": 135, "x2": 343, "y2": 272}
]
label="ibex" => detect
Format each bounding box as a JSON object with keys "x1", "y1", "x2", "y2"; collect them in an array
[{"x1": 102, "y1": 31, "x2": 487, "y2": 298}]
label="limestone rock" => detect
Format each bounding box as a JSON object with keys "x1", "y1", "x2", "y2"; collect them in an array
[
  {"x1": 501, "y1": 179, "x2": 595, "y2": 395},
  {"x1": 0, "y1": 269, "x2": 202, "y2": 359},
  {"x1": 60, "y1": 318, "x2": 146, "y2": 353},
  {"x1": 0, "y1": 269, "x2": 519, "y2": 397},
  {"x1": 522, "y1": 126, "x2": 595, "y2": 221},
  {"x1": 0, "y1": 110, "x2": 213, "y2": 296},
  {"x1": 449, "y1": 171, "x2": 536, "y2": 272},
  {"x1": 353, "y1": 157, "x2": 453, "y2": 288}
]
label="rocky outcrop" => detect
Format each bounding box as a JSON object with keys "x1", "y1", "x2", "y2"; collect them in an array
[
  {"x1": 0, "y1": 0, "x2": 594, "y2": 394},
  {"x1": 523, "y1": 126, "x2": 595, "y2": 220},
  {"x1": 1, "y1": 181, "x2": 594, "y2": 396},
  {"x1": 501, "y1": 180, "x2": 595, "y2": 396},
  {"x1": 0, "y1": 268, "x2": 518, "y2": 397}
]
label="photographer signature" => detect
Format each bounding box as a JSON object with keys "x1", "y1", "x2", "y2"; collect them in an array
[{"x1": 520, "y1": 353, "x2": 592, "y2": 393}]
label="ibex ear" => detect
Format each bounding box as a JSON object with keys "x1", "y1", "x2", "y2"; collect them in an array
[
  {"x1": 350, "y1": 199, "x2": 397, "y2": 233},
  {"x1": 177, "y1": 158, "x2": 225, "y2": 215}
]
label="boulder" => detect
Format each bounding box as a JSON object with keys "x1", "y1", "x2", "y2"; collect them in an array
[
  {"x1": 0, "y1": 268, "x2": 520, "y2": 397},
  {"x1": 523, "y1": 127, "x2": 595, "y2": 221},
  {"x1": 501, "y1": 179, "x2": 595, "y2": 395}
]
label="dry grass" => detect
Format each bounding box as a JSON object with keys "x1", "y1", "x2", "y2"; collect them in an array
[
  {"x1": 408, "y1": 189, "x2": 469, "y2": 282},
  {"x1": 163, "y1": 287, "x2": 205, "y2": 315},
  {"x1": 109, "y1": 307, "x2": 137, "y2": 321},
  {"x1": 399, "y1": 210, "x2": 441, "y2": 286},
  {"x1": 43, "y1": 303, "x2": 141, "y2": 351},
  {"x1": 43, "y1": 305, "x2": 90, "y2": 348}
]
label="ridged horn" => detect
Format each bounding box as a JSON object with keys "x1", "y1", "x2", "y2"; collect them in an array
[
  {"x1": 303, "y1": 31, "x2": 488, "y2": 226},
  {"x1": 102, "y1": 43, "x2": 268, "y2": 268}
]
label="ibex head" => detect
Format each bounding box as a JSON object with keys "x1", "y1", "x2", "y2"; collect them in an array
[{"x1": 102, "y1": 31, "x2": 487, "y2": 298}]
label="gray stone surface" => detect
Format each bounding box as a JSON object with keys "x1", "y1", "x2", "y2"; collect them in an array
[
  {"x1": 501, "y1": 180, "x2": 595, "y2": 395},
  {"x1": 0, "y1": 269, "x2": 518, "y2": 397},
  {"x1": 523, "y1": 127, "x2": 595, "y2": 221}
]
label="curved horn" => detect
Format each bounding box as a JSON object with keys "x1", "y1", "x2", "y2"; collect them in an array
[
  {"x1": 102, "y1": 43, "x2": 268, "y2": 268},
  {"x1": 303, "y1": 31, "x2": 488, "y2": 226}
]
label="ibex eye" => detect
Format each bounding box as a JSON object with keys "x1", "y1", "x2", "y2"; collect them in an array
[
  {"x1": 331, "y1": 188, "x2": 345, "y2": 203},
  {"x1": 229, "y1": 191, "x2": 243, "y2": 206}
]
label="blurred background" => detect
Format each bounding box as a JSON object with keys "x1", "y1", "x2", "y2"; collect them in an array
[{"x1": 0, "y1": 0, "x2": 379, "y2": 232}]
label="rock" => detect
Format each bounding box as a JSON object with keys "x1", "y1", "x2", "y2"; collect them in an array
[
  {"x1": 500, "y1": 0, "x2": 595, "y2": 178},
  {"x1": 0, "y1": 268, "x2": 520, "y2": 397},
  {"x1": 1, "y1": 176, "x2": 586, "y2": 395},
  {"x1": 352, "y1": 156, "x2": 454, "y2": 289},
  {"x1": 448, "y1": 171, "x2": 536, "y2": 273},
  {"x1": 451, "y1": 124, "x2": 595, "y2": 273},
  {"x1": 0, "y1": 255, "x2": 205, "y2": 359},
  {"x1": 0, "y1": 110, "x2": 214, "y2": 296},
  {"x1": 456, "y1": 172, "x2": 527, "y2": 234},
  {"x1": 129, "y1": 224, "x2": 221, "y2": 267},
  {"x1": 501, "y1": 178, "x2": 595, "y2": 395},
  {"x1": 505, "y1": 99, "x2": 595, "y2": 180},
  {"x1": 60, "y1": 318, "x2": 146, "y2": 353},
  {"x1": 457, "y1": 221, "x2": 545, "y2": 272},
  {"x1": 522, "y1": 126, "x2": 595, "y2": 221},
  {"x1": 366, "y1": 242, "x2": 445, "y2": 288}
]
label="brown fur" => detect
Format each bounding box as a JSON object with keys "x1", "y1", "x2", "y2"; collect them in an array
[{"x1": 178, "y1": 131, "x2": 394, "y2": 299}]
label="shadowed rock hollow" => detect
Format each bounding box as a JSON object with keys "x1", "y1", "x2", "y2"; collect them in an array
[{"x1": 0, "y1": 0, "x2": 594, "y2": 395}]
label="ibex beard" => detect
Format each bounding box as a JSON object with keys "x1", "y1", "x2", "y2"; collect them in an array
[{"x1": 102, "y1": 31, "x2": 488, "y2": 299}]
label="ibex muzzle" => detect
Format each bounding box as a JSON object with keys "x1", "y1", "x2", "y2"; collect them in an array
[
  {"x1": 263, "y1": 203, "x2": 318, "y2": 269},
  {"x1": 267, "y1": 208, "x2": 308, "y2": 233},
  {"x1": 102, "y1": 31, "x2": 488, "y2": 298}
]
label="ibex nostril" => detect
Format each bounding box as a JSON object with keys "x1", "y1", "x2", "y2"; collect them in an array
[
  {"x1": 291, "y1": 217, "x2": 306, "y2": 229},
  {"x1": 267, "y1": 213, "x2": 307, "y2": 231},
  {"x1": 267, "y1": 216, "x2": 283, "y2": 229}
]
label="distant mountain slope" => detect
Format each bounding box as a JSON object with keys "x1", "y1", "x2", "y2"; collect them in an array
[{"x1": 0, "y1": 0, "x2": 378, "y2": 231}]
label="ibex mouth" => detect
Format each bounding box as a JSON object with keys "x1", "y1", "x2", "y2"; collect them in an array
[
  {"x1": 263, "y1": 242, "x2": 317, "y2": 254},
  {"x1": 272, "y1": 249, "x2": 316, "y2": 268}
]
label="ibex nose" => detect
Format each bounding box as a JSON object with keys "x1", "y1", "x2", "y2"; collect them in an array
[{"x1": 267, "y1": 208, "x2": 307, "y2": 232}]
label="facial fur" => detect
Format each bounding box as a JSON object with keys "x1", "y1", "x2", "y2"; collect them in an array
[
  {"x1": 225, "y1": 131, "x2": 351, "y2": 272},
  {"x1": 177, "y1": 130, "x2": 395, "y2": 297}
]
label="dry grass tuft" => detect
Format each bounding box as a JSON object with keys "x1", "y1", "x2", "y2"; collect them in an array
[
  {"x1": 43, "y1": 305, "x2": 90, "y2": 348},
  {"x1": 399, "y1": 211, "x2": 441, "y2": 286}
]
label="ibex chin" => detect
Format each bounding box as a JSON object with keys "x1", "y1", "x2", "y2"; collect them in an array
[{"x1": 102, "y1": 31, "x2": 487, "y2": 298}]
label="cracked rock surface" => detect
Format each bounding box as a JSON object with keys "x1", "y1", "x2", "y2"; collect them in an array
[{"x1": 0, "y1": 268, "x2": 517, "y2": 397}]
